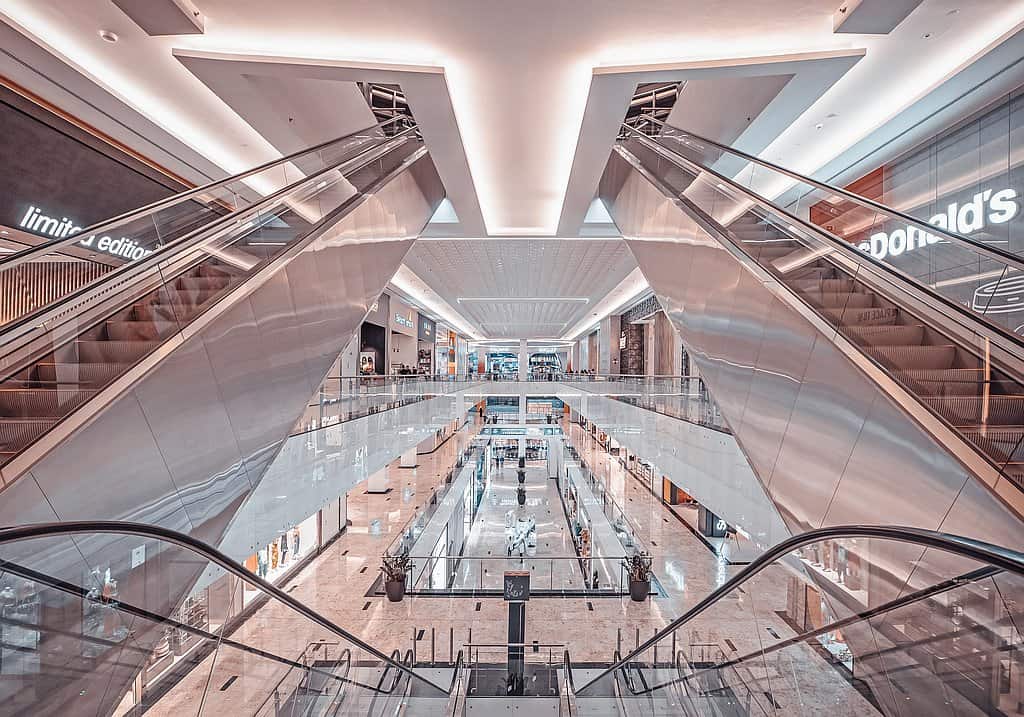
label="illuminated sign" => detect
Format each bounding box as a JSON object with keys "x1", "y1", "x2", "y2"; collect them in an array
[
  {"x1": 19, "y1": 204, "x2": 154, "y2": 262},
  {"x1": 857, "y1": 188, "x2": 1018, "y2": 260},
  {"x1": 394, "y1": 312, "x2": 415, "y2": 330}
]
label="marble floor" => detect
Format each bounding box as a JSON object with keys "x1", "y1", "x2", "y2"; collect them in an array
[{"x1": 146, "y1": 414, "x2": 879, "y2": 716}]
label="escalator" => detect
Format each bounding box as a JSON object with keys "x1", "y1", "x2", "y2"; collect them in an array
[
  {"x1": 600, "y1": 116, "x2": 1024, "y2": 561},
  {"x1": 0, "y1": 116, "x2": 442, "y2": 544},
  {"x1": 0, "y1": 118, "x2": 443, "y2": 714},
  {"x1": 0, "y1": 521, "x2": 453, "y2": 715},
  {"x1": 575, "y1": 525, "x2": 1024, "y2": 716}
]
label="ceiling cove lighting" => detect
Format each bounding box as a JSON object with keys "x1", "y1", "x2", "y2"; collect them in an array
[
  {"x1": 390, "y1": 265, "x2": 483, "y2": 340},
  {"x1": 1, "y1": 2, "x2": 281, "y2": 179},
  {"x1": 562, "y1": 267, "x2": 649, "y2": 341}
]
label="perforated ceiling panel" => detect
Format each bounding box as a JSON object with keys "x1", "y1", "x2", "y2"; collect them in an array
[{"x1": 402, "y1": 239, "x2": 637, "y2": 338}]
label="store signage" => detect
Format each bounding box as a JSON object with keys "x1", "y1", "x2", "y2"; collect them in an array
[
  {"x1": 394, "y1": 312, "x2": 414, "y2": 330},
  {"x1": 857, "y1": 188, "x2": 1018, "y2": 260},
  {"x1": 503, "y1": 571, "x2": 530, "y2": 601},
  {"x1": 19, "y1": 204, "x2": 155, "y2": 261}
]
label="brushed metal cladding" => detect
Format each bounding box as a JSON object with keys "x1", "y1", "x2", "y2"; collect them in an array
[
  {"x1": 768, "y1": 335, "x2": 875, "y2": 531},
  {"x1": 600, "y1": 150, "x2": 1024, "y2": 554}
]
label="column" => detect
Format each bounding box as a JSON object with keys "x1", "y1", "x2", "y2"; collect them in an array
[
  {"x1": 400, "y1": 446, "x2": 417, "y2": 468},
  {"x1": 517, "y1": 339, "x2": 529, "y2": 382},
  {"x1": 366, "y1": 465, "x2": 389, "y2": 494}
]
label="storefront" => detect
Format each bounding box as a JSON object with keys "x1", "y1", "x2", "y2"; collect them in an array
[
  {"x1": 359, "y1": 295, "x2": 389, "y2": 375},
  {"x1": 388, "y1": 296, "x2": 418, "y2": 374},
  {"x1": 435, "y1": 322, "x2": 456, "y2": 377},
  {"x1": 811, "y1": 84, "x2": 1024, "y2": 334},
  {"x1": 417, "y1": 313, "x2": 435, "y2": 374}
]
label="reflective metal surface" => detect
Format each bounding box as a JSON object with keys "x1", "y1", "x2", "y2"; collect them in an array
[{"x1": 602, "y1": 145, "x2": 1024, "y2": 555}]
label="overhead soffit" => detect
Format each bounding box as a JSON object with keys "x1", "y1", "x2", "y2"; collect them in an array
[
  {"x1": 174, "y1": 49, "x2": 487, "y2": 235},
  {"x1": 556, "y1": 49, "x2": 866, "y2": 236},
  {"x1": 401, "y1": 238, "x2": 637, "y2": 339}
]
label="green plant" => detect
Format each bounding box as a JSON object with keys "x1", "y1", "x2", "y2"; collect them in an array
[
  {"x1": 381, "y1": 553, "x2": 414, "y2": 582},
  {"x1": 623, "y1": 551, "x2": 653, "y2": 582}
]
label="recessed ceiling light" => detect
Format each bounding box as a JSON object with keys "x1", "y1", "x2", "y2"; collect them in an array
[
  {"x1": 815, "y1": 123, "x2": 824, "y2": 130},
  {"x1": 947, "y1": 8, "x2": 960, "y2": 15},
  {"x1": 922, "y1": 32, "x2": 933, "y2": 39},
  {"x1": 98, "y1": 30, "x2": 119, "y2": 43}
]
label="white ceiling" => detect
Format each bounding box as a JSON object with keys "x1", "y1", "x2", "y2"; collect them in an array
[
  {"x1": 2, "y1": 0, "x2": 1024, "y2": 340},
  {"x1": 401, "y1": 239, "x2": 636, "y2": 339}
]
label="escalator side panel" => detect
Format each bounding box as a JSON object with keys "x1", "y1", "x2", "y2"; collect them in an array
[{"x1": 601, "y1": 148, "x2": 1024, "y2": 552}]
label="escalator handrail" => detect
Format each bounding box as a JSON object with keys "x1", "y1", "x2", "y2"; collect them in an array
[
  {"x1": 0, "y1": 125, "x2": 419, "y2": 350},
  {"x1": 618, "y1": 127, "x2": 1024, "y2": 362},
  {"x1": 575, "y1": 523, "x2": 1024, "y2": 695},
  {"x1": 0, "y1": 520, "x2": 452, "y2": 695},
  {"x1": 0, "y1": 115, "x2": 411, "y2": 274},
  {"x1": 638, "y1": 564, "x2": 1002, "y2": 698},
  {"x1": 633, "y1": 114, "x2": 1024, "y2": 277}
]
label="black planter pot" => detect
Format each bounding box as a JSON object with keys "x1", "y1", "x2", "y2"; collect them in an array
[
  {"x1": 385, "y1": 577, "x2": 406, "y2": 602},
  {"x1": 629, "y1": 579, "x2": 650, "y2": 602},
  {"x1": 518, "y1": 457, "x2": 526, "y2": 469},
  {"x1": 517, "y1": 470, "x2": 526, "y2": 484},
  {"x1": 517, "y1": 488, "x2": 526, "y2": 506}
]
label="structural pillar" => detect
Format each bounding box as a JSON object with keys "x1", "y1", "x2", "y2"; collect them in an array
[
  {"x1": 400, "y1": 446, "x2": 417, "y2": 468},
  {"x1": 366, "y1": 465, "x2": 389, "y2": 494},
  {"x1": 517, "y1": 339, "x2": 529, "y2": 382}
]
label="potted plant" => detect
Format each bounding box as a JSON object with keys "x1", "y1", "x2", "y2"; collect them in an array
[
  {"x1": 516, "y1": 486, "x2": 527, "y2": 506},
  {"x1": 381, "y1": 554, "x2": 413, "y2": 602},
  {"x1": 623, "y1": 551, "x2": 653, "y2": 602},
  {"x1": 517, "y1": 469, "x2": 526, "y2": 484}
]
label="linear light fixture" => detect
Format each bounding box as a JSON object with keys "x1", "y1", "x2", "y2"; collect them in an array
[{"x1": 457, "y1": 297, "x2": 590, "y2": 303}]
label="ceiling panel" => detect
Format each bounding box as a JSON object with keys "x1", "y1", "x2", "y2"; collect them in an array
[{"x1": 402, "y1": 239, "x2": 636, "y2": 339}]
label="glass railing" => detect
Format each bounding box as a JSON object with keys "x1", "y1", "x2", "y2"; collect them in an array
[
  {"x1": 0, "y1": 127, "x2": 424, "y2": 469},
  {"x1": 618, "y1": 124, "x2": 1024, "y2": 492},
  {"x1": 575, "y1": 525, "x2": 1024, "y2": 716},
  {"x1": 0, "y1": 520, "x2": 449, "y2": 716},
  {"x1": 566, "y1": 375, "x2": 729, "y2": 433},
  {"x1": 293, "y1": 374, "x2": 481, "y2": 434},
  {"x1": 0, "y1": 116, "x2": 415, "y2": 333}
]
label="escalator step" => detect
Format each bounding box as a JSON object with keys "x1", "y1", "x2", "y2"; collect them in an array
[
  {"x1": 844, "y1": 324, "x2": 926, "y2": 346},
  {"x1": 105, "y1": 319, "x2": 172, "y2": 342},
  {"x1": 0, "y1": 418, "x2": 59, "y2": 450},
  {"x1": 804, "y1": 291, "x2": 876, "y2": 309},
  {"x1": 35, "y1": 362, "x2": 125, "y2": 387},
  {"x1": 0, "y1": 388, "x2": 96, "y2": 418},
  {"x1": 867, "y1": 345, "x2": 958, "y2": 371},
  {"x1": 925, "y1": 395, "x2": 1024, "y2": 425},
  {"x1": 72, "y1": 340, "x2": 160, "y2": 365}
]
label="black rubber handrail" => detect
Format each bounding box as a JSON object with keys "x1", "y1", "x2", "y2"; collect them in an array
[
  {"x1": 0, "y1": 116, "x2": 410, "y2": 274},
  {"x1": 575, "y1": 524, "x2": 1024, "y2": 695},
  {"x1": 0, "y1": 520, "x2": 451, "y2": 695},
  {"x1": 635, "y1": 114, "x2": 1024, "y2": 276},
  {"x1": 638, "y1": 564, "x2": 1003, "y2": 696}
]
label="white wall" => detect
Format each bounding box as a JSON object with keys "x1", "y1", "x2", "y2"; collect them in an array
[{"x1": 389, "y1": 332, "x2": 417, "y2": 371}]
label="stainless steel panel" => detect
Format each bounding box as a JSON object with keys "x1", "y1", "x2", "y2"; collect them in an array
[
  {"x1": 130, "y1": 332, "x2": 250, "y2": 541},
  {"x1": 767, "y1": 335, "x2": 876, "y2": 531},
  {"x1": 18, "y1": 392, "x2": 193, "y2": 530},
  {"x1": 198, "y1": 294, "x2": 295, "y2": 461},
  {"x1": 603, "y1": 147, "x2": 1024, "y2": 560},
  {"x1": 247, "y1": 269, "x2": 319, "y2": 406}
]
